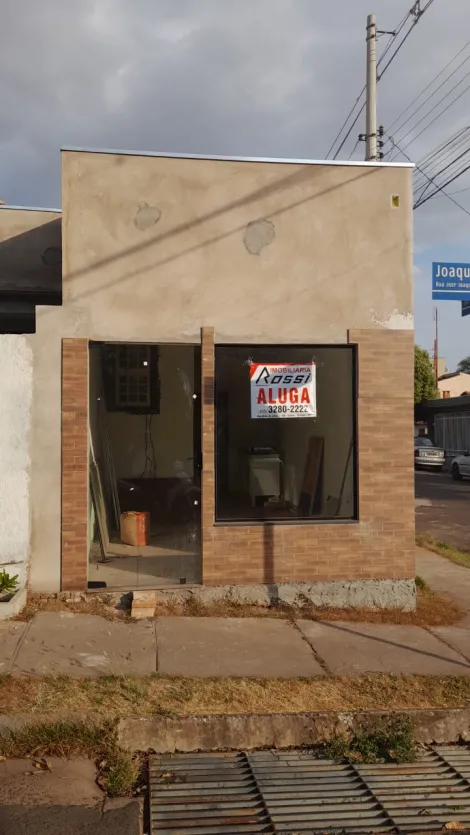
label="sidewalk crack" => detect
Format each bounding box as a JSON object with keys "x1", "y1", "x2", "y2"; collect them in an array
[
  {"x1": 154, "y1": 619, "x2": 159, "y2": 673},
  {"x1": 9, "y1": 617, "x2": 33, "y2": 673},
  {"x1": 290, "y1": 617, "x2": 331, "y2": 674}
]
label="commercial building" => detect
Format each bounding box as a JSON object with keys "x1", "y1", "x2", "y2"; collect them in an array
[{"x1": 0, "y1": 148, "x2": 415, "y2": 607}]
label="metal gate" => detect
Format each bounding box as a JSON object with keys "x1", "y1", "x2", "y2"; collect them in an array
[{"x1": 434, "y1": 413, "x2": 470, "y2": 456}]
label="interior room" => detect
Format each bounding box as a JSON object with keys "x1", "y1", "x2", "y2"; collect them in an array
[
  {"x1": 215, "y1": 345, "x2": 357, "y2": 522},
  {"x1": 88, "y1": 341, "x2": 202, "y2": 590}
]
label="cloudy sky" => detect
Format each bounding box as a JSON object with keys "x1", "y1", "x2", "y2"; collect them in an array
[{"x1": 2, "y1": 0, "x2": 470, "y2": 369}]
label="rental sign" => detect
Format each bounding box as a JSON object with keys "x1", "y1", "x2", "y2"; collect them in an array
[{"x1": 250, "y1": 363, "x2": 316, "y2": 419}]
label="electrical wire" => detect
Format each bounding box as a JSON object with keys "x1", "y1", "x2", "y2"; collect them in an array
[
  {"x1": 412, "y1": 129, "x2": 470, "y2": 200},
  {"x1": 387, "y1": 39, "x2": 470, "y2": 133},
  {"x1": 414, "y1": 151, "x2": 470, "y2": 205},
  {"x1": 377, "y1": 0, "x2": 436, "y2": 81},
  {"x1": 392, "y1": 69, "x2": 470, "y2": 150},
  {"x1": 389, "y1": 80, "x2": 470, "y2": 162},
  {"x1": 388, "y1": 45, "x2": 470, "y2": 139},
  {"x1": 416, "y1": 158, "x2": 470, "y2": 208},
  {"x1": 348, "y1": 138, "x2": 360, "y2": 160},
  {"x1": 385, "y1": 131, "x2": 470, "y2": 218}
]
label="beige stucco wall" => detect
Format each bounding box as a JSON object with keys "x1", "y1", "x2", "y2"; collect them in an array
[
  {"x1": 27, "y1": 150, "x2": 413, "y2": 590},
  {"x1": 61, "y1": 151, "x2": 413, "y2": 342},
  {"x1": 438, "y1": 373, "x2": 470, "y2": 398}
]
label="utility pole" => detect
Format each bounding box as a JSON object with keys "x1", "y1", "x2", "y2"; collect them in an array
[
  {"x1": 365, "y1": 13, "x2": 377, "y2": 161},
  {"x1": 433, "y1": 307, "x2": 439, "y2": 387}
]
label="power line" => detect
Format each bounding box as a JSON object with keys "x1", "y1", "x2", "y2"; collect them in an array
[
  {"x1": 387, "y1": 39, "x2": 470, "y2": 133},
  {"x1": 392, "y1": 69, "x2": 470, "y2": 150},
  {"x1": 385, "y1": 132, "x2": 470, "y2": 218},
  {"x1": 376, "y1": 0, "x2": 436, "y2": 81},
  {"x1": 325, "y1": 89, "x2": 365, "y2": 159},
  {"x1": 414, "y1": 148, "x2": 470, "y2": 205},
  {"x1": 389, "y1": 79, "x2": 470, "y2": 161},
  {"x1": 348, "y1": 138, "x2": 360, "y2": 160},
  {"x1": 448, "y1": 184, "x2": 470, "y2": 195},
  {"x1": 388, "y1": 44, "x2": 470, "y2": 138},
  {"x1": 412, "y1": 128, "x2": 470, "y2": 199},
  {"x1": 416, "y1": 157, "x2": 470, "y2": 208},
  {"x1": 326, "y1": 1, "x2": 436, "y2": 160}
]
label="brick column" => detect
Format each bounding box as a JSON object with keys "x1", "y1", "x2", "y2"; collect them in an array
[
  {"x1": 201, "y1": 327, "x2": 215, "y2": 581},
  {"x1": 61, "y1": 338, "x2": 89, "y2": 590},
  {"x1": 349, "y1": 328, "x2": 415, "y2": 578}
]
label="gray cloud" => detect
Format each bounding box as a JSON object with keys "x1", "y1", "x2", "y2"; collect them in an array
[{"x1": 1, "y1": 0, "x2": 469, "y2": 364}]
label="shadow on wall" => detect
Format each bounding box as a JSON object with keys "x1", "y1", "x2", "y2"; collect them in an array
[
  {"x1": 47, "y1": 165, "x2": 380, "y2": 309},
  {"x1": 0, "y1": 217, "x2": 62, "y2": 332}
]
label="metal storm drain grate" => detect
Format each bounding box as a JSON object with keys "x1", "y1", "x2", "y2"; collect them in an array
[
  {"x1": 150, "y1": 746, "x2": 470, "y2": 834},
  {"x1": 149, "y1": 752, "x2": 273, "y2": 834}
]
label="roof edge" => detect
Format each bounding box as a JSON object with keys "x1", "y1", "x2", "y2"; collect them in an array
[
  {"x1": 0, "y1": 205, "x2": 61, "y2": 213},
  {"x1": 61, "y1": 146, "x2": 414, "y2": 169}
]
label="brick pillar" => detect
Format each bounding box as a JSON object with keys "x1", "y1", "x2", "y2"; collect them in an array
[
  {"x1": 61, "y1": 338, "x2": 89, "y2": 590},
  {"x1": 201, "y1": 327, "x2": 215, "y2": 582}
]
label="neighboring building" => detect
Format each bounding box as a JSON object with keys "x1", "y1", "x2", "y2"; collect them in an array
[
  {"x1": 437, "y1": 357, "x2": 447, "y2": 379},
  {"x1": 418, "y1": 395, "x2": 470, "y2": 454},
  {"x1": 438, "y1": 371, "x2": 470, "y2": 399},
  {"x1": 0, "y1": 148, "x2": 415, "y2": 609}
]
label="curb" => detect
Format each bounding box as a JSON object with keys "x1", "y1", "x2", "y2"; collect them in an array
[
  {"x1": 1, "y1": 709, "x2": 469, "y2": 753},
  {"x1": 117, "y1": 708, "x2": 470, "y2": 752}
]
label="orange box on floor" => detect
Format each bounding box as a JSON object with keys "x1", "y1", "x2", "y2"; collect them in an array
[{"x1": 120, "y1": 511, "x2": 149, "y2": 547}]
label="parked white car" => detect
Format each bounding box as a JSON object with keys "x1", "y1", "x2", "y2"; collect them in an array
[
  {"x1": 414, "y1": 437, "x2": 445, "y2": 471},
  {"x1": 451, "y1": 452, "x2": 470, "y2": 480}
]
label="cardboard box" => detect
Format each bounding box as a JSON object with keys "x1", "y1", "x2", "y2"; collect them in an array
[{"x1": 120, "y1": 511, "x2": 149, "y2": 547}]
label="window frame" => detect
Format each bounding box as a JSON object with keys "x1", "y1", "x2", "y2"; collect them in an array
[
  {"x1": 115, "y1": 344, "x2": 151, "y2": 409},
  {"x1": 213, "y1": 342, "x2": 359, "y2": 526},
  {"x1": 99, "y1": 342, "x2": 161, "y2": 415}
]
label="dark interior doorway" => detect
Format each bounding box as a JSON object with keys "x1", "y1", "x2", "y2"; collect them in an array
[{"x1": 88, "y1": 341, "x2": 202, "y2": 589}]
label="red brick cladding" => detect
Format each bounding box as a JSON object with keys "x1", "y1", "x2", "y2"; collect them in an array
[
  {"x1": 61, "y1": 338, "x2": 89, "y2": 591},
  {"x1": 201, "y1": 328, "x2": 415, "y2": 585}
]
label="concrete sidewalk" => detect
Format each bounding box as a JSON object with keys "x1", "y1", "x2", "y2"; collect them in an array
[
  {"x1": 417, "y1": 547, "x2": 470, "y2": 627},
  {"x1": 1, "y1": 611, "x2": 470, "y2": 678},
  {"x1": 0, "y1": 758, "x2": 140, "y2": 835}
]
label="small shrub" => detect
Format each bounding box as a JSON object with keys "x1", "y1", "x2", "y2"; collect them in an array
[
  {"x1": 415, "y1": 575, "x2": 427, "y2": 591},
  {"x1": 0, "y1": 570, "x2": 19, "y2": 596},
  {"x1": 327, "y1": 717, "x2": 416, "y2": 764}
]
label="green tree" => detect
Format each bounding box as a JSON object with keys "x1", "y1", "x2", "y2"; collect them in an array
[
  {"x1": 415, "y1": 346, "x2": 437, "y2": 405},
  {"x1": 457, "y1": 356, "x2": 470, "y2": 374}
]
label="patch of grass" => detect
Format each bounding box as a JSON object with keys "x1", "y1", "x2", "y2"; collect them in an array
[
  {"x1": 0, "y1": 719, "x2": 137, "y2": 796},
  {"x1": 417, "y1": 532, "x2": 470, "y2": 569},
  {"x1": 415, "y1": 575, "x2": 427, "y2": 591},
  {"x1": 15, "y1": 595, "x2": 131, "y2": 623},
  {"x1": 1, "y1": 674, "x2": 470, "y2": 717},
  {"x1": 101, "y1": 750, "x2": 139, "y2": 797},
  {"x1": 327, "y1": 717, "x2": 416, "y2": 764}
]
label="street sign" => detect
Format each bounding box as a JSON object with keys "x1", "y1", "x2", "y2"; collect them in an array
[
  {"x1": 463, "y1": 301, "x2": 470, "y2": 317},
  {"x1": 432, "y1": 261, "x2": 470, "y2": 300}
]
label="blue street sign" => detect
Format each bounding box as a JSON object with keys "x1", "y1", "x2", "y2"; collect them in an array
[
  {"x1": 463, "y1": 301, "x2": 470, "y2": 317},
  {"x1": 432, "y1": 261, "x2": 470, "y2": 300}
]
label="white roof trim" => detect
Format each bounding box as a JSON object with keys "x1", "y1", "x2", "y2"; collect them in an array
[
  {"x1": 0, "y1": 205, "x2": 61, "y2": 213},
  {"x1": 61, "y1": 146, "x2": 414, "y2": 168}
]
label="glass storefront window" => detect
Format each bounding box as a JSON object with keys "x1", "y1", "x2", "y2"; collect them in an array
[{"x1": 215, "y1": 345, "x2": 357, "y2": 523}]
